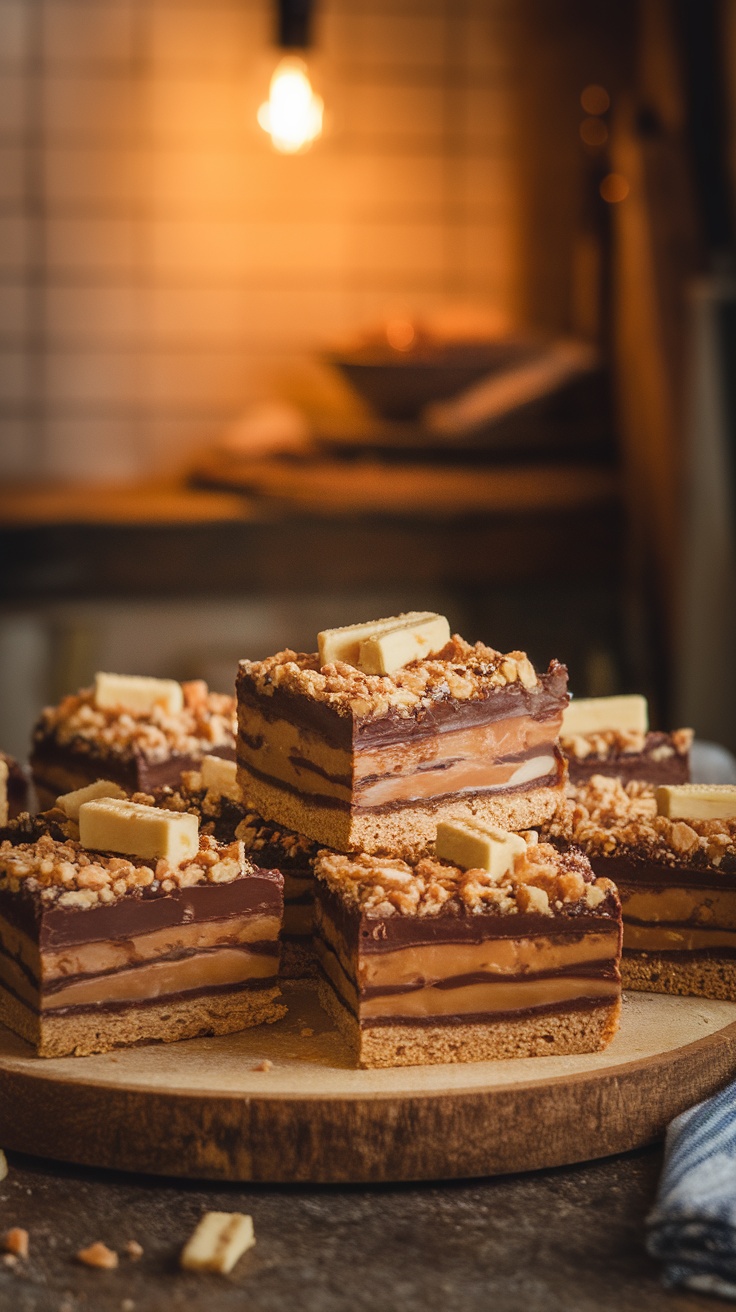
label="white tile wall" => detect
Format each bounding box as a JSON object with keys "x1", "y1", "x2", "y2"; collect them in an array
[{"x1": 1, "y1": 0, "x2": 523, "y2": 480}]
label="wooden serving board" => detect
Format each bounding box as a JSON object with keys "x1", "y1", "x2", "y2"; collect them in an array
[{"x1": 0, "y1": 987, "x2": 735, "y2": 1184}]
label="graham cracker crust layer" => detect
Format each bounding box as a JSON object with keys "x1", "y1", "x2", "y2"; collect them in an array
[
  {"x1": 0, "y1": 986, "x2": 286, "y2": 1059},
  {"x1": 317, "y1": 977, "x2": 621, "y2": 1069},
  {"x1": 239, "y1": 769, "x2": 565, "y2": 858},
  {"x1": 622, "y1": 952, "x2": 736, "y2": 1002}
]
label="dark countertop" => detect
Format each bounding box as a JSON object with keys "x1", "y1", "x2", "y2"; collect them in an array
[{"x1": 0, "y1": 1147, "x2": 714, "y2": 1312}]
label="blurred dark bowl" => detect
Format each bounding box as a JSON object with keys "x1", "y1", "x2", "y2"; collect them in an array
[{"x1": 326, "y1": 338, "x2": 538, "y2": 420}]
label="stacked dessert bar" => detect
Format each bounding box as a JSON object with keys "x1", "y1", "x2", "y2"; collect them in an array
[
  {"x1": 560, "y1": 694, "x2": 692, "y2": 787},
  {"x1": 237, "y1": 611, "x2": 623, "y2": 1066},
  {"x1": 0, "y1": 791, "x2": 285, "y2": 1056},
  {"x1": 314, "y1": 824, "x2": 622, "y2": 1068},
  {"x1": 31, "y1": 673, "x2": 236, "y2": 809},
  {"x1": 236, "y1": 612, "x2": 569, "y2": 855},
  {"x1": 548, "y1": 776, "x2": 736, "y2": 1000}
]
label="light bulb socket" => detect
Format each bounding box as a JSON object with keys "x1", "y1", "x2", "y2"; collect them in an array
[{"x1": 277, "y1": 0, "x2": 313, "y2": 49}]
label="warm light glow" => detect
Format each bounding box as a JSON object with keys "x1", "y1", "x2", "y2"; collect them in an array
[
  {"x1": 581, "y1": 84, "x2": 610, "y2": 116},
  {"x1": 257, "y1": 55, "x2": 323, "y2": 154},
  {"x1": 580, "y1": 116, "x2": 608, "y2": 147},
  {"x1": 600, "y1": 172, "x2": 629, "y2": 203},
  {"x1": 386, "y1": 318, "x2": 416, "y2": 351}
]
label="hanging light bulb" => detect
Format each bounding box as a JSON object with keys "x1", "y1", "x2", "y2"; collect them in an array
[
  {"x1": 258, "y1": 55, "x2": 323, "y2": 154},
  {"x1": 258, "y1": 0, "x2": 324, "y2": 155}
]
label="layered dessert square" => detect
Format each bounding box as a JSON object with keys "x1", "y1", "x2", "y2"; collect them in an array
[
  {"x1": 31, "y1": 674, "x2": 236, "y2": 810},
  {"x1": 560, "y1": 695, "x2": 692, "y2": 787},
  {"x1": 551, "y1": 776, "x2": 736, "y2": 999},
  {"x1": 237, "y1": 614, "x2": 569, "y2": 855},
  {"x1": 0, "y1": 798, "x2": 285, "y2": 1057},
  {"x1": 313, "y1": 824, "x2": 621, "y2": 1068}
]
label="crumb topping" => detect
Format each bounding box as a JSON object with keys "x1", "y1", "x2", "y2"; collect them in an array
[
  {"x1": 314, "y1": 837, "x2": 615, "y2": 919},
  {"x1": 133, "y1": 774, "x2": 317, "y2": 865},
  {"x1": 0, "y1": 832, "x2": 252, "y2": 909},
  {"x1": 32, "y1": 681, "x2": 236, "y2": 765},
  {"x1": 550, "y1": 774, "x2": 736, "y2": 871},
  {"x1": 239, "y1": 635, "x2": 549, "y2": 721},
  {"x1": 561, "y1": 726, "x2": 693, "y2": 762},
  {"x1": 235, "y1": 812, "x2": 319, "y2": 865}
]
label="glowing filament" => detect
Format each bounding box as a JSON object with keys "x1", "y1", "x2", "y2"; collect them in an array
[{"x1": 258, "y1": 56, "x2": 323, "y2": 154}]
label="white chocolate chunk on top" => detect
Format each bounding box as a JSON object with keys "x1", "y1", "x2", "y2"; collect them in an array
[
  {"x1": 180, "y1": 1212, "x2": 255, "y2": 1274},
  {"x1": 656, "y1": 784, "x2": 736, "y2": 822},
  {"x1": 94, "y1": 672, "x2": 184, "y2": 716},
  {"x1": 561, "y1": 694, "x2": 648, "y2": 738},
  {"x1": 200, "y1": 754, "x2": 241, "y2": 802},
  {"x1": 435, "y1": 818, "x2": 527, "y2": 879},
  {"x1": 79, "y1": 798, "x2": 199, "y2": 864},
  {"x1": 0, "y1": 758, "x2": 7, "y2": 829},
  {"x1": 358, "y1": 614, "x2": 452, "y2": 676},
  {"x1": 56, "y1": 779, "x2": 127, "y2": 821},
  {"x1": 318, "y1": 611, "x2": 449, "y2": 670}
]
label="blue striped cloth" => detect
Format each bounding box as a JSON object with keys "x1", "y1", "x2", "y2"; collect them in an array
[{"x1": 647, "y1": 1077, "x2": 736, "y2": 1299}]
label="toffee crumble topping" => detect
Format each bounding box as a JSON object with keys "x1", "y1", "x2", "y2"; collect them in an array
[
  {"x1": 0, "y1": 832, "x2": 252, "y2": 909},
  {"x1": 239, "y1": 636, "x2": 549, "y2": 721},
  {"x1": 314, "y1": 836, "x2": 615, "y2": 919},
  {"x1": 551, "y1": 775, "x2": 736, "y2": 872},
  {"x1": 133, "y1": 774, "x2": 319, "y2": 863},
  {"x1": 561, "y1": 727, "x2": 693, "y2": 762},
  {"x1": 32, "y1": 681, "x2": 236, "y2": 765}
]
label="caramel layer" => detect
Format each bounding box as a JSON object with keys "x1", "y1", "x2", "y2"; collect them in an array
[
  {"x1": 358, "y1": 930, "x2": 620, "y2": 992},
  {"x1": 40, "y1": 945, "x2": 276, "y2": 1011},
  {"x1": 360, "y1": 975, "x2": 619, "y2": 1020},
  {"x1": 355, "y1": 752, "x2": 557, "y2": 808}
]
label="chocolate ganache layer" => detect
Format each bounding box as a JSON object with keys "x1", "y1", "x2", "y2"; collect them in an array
[
  {"x1": 31, "y1": 741, "x2": 235, "y2": 798},
  {"x1": 0, "y1": 864, "x2": 282, "y2": 948}
]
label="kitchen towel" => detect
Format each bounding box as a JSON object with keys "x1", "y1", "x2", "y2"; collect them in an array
[{"x1": 647, "y1": 1076, "x2": 736, "y2": 1299}]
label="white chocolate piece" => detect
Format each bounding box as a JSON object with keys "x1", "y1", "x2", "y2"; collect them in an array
[
  {"x1": 656, "y1": 784, "x2": 736, "y2": 822},
  {"x1": 0, "y1": 759, "x2": 7, "y2": 829},
  {"x1": 180, "y1": 1212, "x2": 255, "y2": 1274},
  {"x1": 200, "y1": 755, "x2": 240, "y2": 802},
  {"x1": 56, "y1": 779, "x2": 126, "y2": 821},
  {"x1": 79, "y1": 798, "x2": 199, "y2": 865},
  {"x1": 94, "y1": 672, "x2": 184, "y2": 716},
  {"x1": 561, "y1": 694, "x2": 648, "y2": 738},
  {"x1": 435, "y1": 818, "x2": 527, "y2": 878},
  {"x1": 358, "y1": 614, "x2": 452, "y2": 676},
  {"x1": 318, "y1": 611, "x2": 449, "y2": 669}
]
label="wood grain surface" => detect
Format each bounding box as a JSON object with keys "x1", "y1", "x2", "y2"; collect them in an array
[{"x1": 0, "y1": 987, "x2": 733, "y2": 1184}]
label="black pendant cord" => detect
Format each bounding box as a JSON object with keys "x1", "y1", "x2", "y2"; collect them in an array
[{"x1": 277, "y1": 0, "x2": 314, "y2": 49}]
